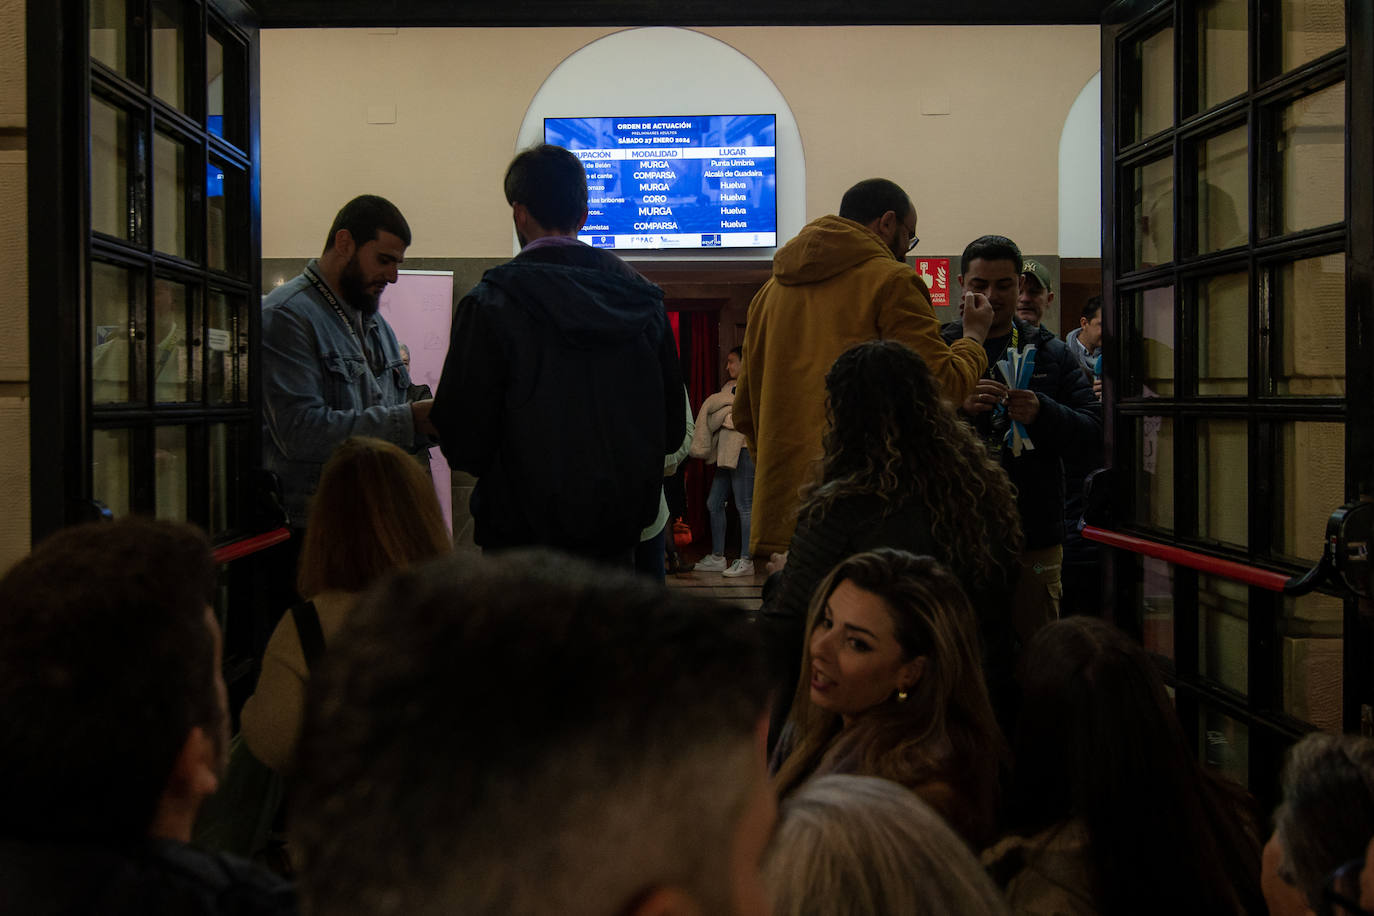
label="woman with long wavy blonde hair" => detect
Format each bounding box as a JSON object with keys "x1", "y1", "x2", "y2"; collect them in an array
[
  {"x1": 759, "y1": 339, "x2": 1022, "y2": 743},
  {"x1": 772, "y1": 550, "x2": 1005, "y2": 846}
]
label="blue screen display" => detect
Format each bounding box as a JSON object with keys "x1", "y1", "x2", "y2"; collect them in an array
[
  {"x1": 207, "y1": 162, "x2": 224, "y2": 198},
  {"x1": 544, "y1": 114, "x2": 777, "y2": 250}
]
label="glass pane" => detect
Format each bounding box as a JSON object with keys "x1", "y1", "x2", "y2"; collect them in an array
[
  {"x1": 1137, "y1": 416, "x2": 1175, "y2": 531},
  {"x1": 92, "y1": 428, "x2": 132, "y2": 517},
  {"x1": 1279, "y1": 83, "x2": 1345, "y2": 235},
  {"x1": 1280, "y1": 591, "x2": 1343, "y2": 731},
  {"x1": 91, "y1": 262, "x2": 145, "y2": 404},
  {"x1": 208, "y1": 291, "x2": 234, "y2": 404},
  {"x1": 1133, "y1": 27, "x2": 1175, "y2": 142},
  {"x1": 1199, "y1": 0, "x2": 1247, "y2": 110},
  {"x1": 1198, "y1": 419, "x2": 1248, "y2": 547},
  {"x1": 152, "y1": 0, "x2": 187, "y2": 111},
  {"x1": 153, "y1": 131, "x2": 189, "y2": 258},
  {"x1": 1201, "y1": 707, "x2": 1250, "y2": 787},
  {"x1": 90, "y1": 0, "x2": 126, "y2": 75},
  {"x1": 1199, "y1": 574, "x2": 1248, "y2": 694},
  {"x1": 1198, "y1": 127, "x2": 1249, "y2": 253},
  {"x1": 153, "y1": 278, "x2": 198, "y2": 402},
  {"x1": 207, "y1": 159, "x2": 244, "y2": 275},
  {"x1": 1132, "y1": 158, "x2": 1174, "y2": 270},
  {"x1": 1136, "y1": 286, "x2": 1175, "y2": 396},
  {"x1": 155, "y1": 425, "x2": 189, "y2": 522},
  {"x1": 1141, "y1": 556, "x2": 1176, "y2": 660},
  {"x1": 1278, "y1": 421, "x2": 1345, "y2": 562},
  {"x1": 235, "y1": 304, "x2": 249, "y2": 403},
  {"x1": 1282, "y1": 0, "x2": 1346, "y2": 73},
  {"x1": 1197, "y1": 271, "x2": 1249, "y2": 395},
  {"x1": 209, "y1": 423, "x2": 232, "y2": 534},
  {"x1": 91, "y1": 97, "x2": 131, "y2": 240},
  {"x1": 1278, "y1": 254, "x2": 1345, "y2": 396},
  {"x1": 207, "y1": 32, "x2": 224, "y2": 137}
]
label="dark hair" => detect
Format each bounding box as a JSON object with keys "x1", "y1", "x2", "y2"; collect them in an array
[
  {"x1": 960, "y1": 235, "x2": 1023, "y2": 275},
  {"x1": 801, "y1": 340, "x2": 1022, "y2": 590},
  {"x1": 1006, "y1": 617, "x2": 1263, "y2": 914},
  {"x1": 293, "y1": 550, "x2": 771, "y2": 916},
  {"x1": 774, "y1": 550, "x2": 1004, "y2": 845},
  {"x1": 297, "y1": 436, "x2": 450, "y2": 597},
  {"x1": 1273, "y1": 732, "x2": 1374, "y2": 911},
  {"x1": 728, "y1": 346, "x2": 743, "y2": 359},
  {"x1": 1081, "y1": 295, "x2": 1103, "y2": 322},
  {"x1": 838, "y1": 178, "x2": 912, "y2": 226},
  {"x1": 323, "y1": 194, "x2": 412, "y2": 254},
  {"x1": 0, "y1": 518, "x2": 221, "y2": 842},
  {"x1": 504, "y1": 143, "x2": 589, "y2": 233}
]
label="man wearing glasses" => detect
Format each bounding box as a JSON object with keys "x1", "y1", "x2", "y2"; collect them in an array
[{"x1": 734, "y1": 178, "x2": 994, "y2": 561}]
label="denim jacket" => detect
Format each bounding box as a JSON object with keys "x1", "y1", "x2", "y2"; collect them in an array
[{"x1": 262, "y1": 260, "x2": 417, "y2": 526}]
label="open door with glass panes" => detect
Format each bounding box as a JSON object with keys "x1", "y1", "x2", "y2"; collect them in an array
[
  {"x1": 1095, "y1": 0, "x2": 1374, "y2": 809},
  {"x1": 29, "y1": 0, "x2": 270, "y2": 716}
]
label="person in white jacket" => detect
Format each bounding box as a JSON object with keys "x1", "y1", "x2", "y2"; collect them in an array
[{"x1": 690, "y1": 347, "x2": 756, "y2": 577}]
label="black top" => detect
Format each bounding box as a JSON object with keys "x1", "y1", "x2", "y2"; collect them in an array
[
  {"x1": 0, "y1": 836, "x2": 295, "y2": 916},
  {"x1": 757, "y1": 491, "x2": 1018, "y2": 747}
]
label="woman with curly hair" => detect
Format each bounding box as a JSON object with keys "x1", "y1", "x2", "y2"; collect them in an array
[
  {"x1": 772, "y1": 550, "x2": 1005, "y2": 846},
  {"x1": 759, "y1": 339, "x2": 1022, "y2": 741}
]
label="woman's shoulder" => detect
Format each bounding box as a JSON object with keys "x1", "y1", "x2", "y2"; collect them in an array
[
  {"x1": 306, "y1": 589, "x2": 362, "y2": 640},
  {"x1": 983, "y1": 822, "x2": 1098, "y2": 916}
]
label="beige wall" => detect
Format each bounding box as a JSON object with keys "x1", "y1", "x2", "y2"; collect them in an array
[
  {"x1": 0, "y1": 0, "x2": 29, "y2": 572},
  {"x1": 261, "y1": 26, "x2": 1099, "y2": 259}
]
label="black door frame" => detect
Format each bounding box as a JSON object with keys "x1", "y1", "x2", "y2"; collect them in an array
[{"x1": 1100, "y1": 0, "x2": 1374, "y2": 805}]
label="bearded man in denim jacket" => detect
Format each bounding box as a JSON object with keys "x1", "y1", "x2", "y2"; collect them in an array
[{"x1": 262, "y1": 195, "x2": 436, "y2": 530}]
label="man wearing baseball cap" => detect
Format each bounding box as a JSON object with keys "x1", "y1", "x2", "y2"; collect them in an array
[{"x1": 1017, "y1": 258, "x2": 1055, "y2": 331}]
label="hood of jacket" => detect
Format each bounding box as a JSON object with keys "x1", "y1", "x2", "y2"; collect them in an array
[
  {"x1": 1066, "y1": 326, "x2": 1099, "y2": 355},
  {"x1": 771, "y1": 215, "x2": 900, "y2": 286},
  {"x1": 482, "y1": 251, "x2": 665, "y2": 349}
]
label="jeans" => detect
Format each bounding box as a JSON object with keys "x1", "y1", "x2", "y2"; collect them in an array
[{"x1": 706, "y1": 447, "x2": 755, "y2": 557}]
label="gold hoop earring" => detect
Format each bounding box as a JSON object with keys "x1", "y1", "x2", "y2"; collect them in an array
[{"x1": 897, "y1": 688, "x2": 909, "y2": 702}]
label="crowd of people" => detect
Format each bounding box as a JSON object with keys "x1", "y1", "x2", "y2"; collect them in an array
[{"x1": 2, "y1": 144, "x2": 1368, "y2": 916}]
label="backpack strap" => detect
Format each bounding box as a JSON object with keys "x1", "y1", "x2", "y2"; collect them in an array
[{"x1": 289, "y1": 600, "x2": 325, "y2": 672}]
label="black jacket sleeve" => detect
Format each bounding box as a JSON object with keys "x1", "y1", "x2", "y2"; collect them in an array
[
  {"x1": 1030, "y1": 341, "x2": 1103, "y2": 455},
  {"x1": 659, "y1": 321, "x2": 686, "y2": 454},
  {"x1": 430, "y1": 287, "x2": 505, "y2": 476}
]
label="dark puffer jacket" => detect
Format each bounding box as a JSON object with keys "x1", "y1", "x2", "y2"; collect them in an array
[{"x1": 941, "y1": 318, "x2": 1102, "y2": 550}]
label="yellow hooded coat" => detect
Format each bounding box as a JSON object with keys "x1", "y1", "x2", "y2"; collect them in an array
[{"x1": 733, "y1": 215, "x2": 987, "y2": 556}]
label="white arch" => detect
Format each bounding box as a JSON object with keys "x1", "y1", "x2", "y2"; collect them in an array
[
  {"x1": 515, "y1": 28, "x2": 805, "y2": 261},
  {"x1": 1058, "y1": 71, "x2": 1102, "y2": 259}
]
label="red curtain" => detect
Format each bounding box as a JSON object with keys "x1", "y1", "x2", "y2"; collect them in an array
[{"x1": 682, "y1": 311, "x2": 719, "y2": 547}]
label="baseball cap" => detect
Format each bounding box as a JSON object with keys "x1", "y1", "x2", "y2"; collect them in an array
[{"x1": 1021, "y1": 259, "x2": 1053, "y2": 292}]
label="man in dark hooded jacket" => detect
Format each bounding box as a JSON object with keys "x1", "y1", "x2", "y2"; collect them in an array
[{"x1": 431, "y1": 144, "x2": 685, "y2": 563}]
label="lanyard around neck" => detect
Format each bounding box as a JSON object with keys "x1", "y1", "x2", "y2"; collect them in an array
[
  {"x1": 305, "y1": 265, "x2": 364, "y2": 348},
  {"x1": 304, "y1": 265, "x2": 383, "y2": 376}
]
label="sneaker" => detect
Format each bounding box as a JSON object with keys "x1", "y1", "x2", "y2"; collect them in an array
[
  {"x1": 694, "y1": 554, "x2": 728, "y2": 572},
  {"x1": 722, "y1": 558, "x2": 755, "y2": 578}
]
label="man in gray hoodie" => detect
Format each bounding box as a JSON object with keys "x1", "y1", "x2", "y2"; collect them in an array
[{"x1": 1066, "y1": 295, "x2": 1104, "y2": 400}]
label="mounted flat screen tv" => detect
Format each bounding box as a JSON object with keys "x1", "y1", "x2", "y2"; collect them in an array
[{"x1": 544, "y1": 114, "x2": 777, "y2": 251}]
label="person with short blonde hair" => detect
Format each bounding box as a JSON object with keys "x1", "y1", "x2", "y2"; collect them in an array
[
  {"x1": 765, "y1": 775, "x2": 1010, "y2": 916},
  {"x1": 241, "y1": 436, "x2": 450, "y2": 771}
]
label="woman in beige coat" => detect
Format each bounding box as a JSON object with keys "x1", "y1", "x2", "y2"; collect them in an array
[{"x1": 689, "y1": 346, "x2": 755, "y2": 577}]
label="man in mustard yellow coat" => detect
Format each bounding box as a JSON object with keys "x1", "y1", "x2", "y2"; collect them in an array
[{"x1": 733, "y1": 179, "x2": 993, "y2": 558}]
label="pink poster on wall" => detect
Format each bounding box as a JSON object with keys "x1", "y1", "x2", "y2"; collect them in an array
[{"x1": 378, "y1": 270, "x2": 455, "y2": 533}]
